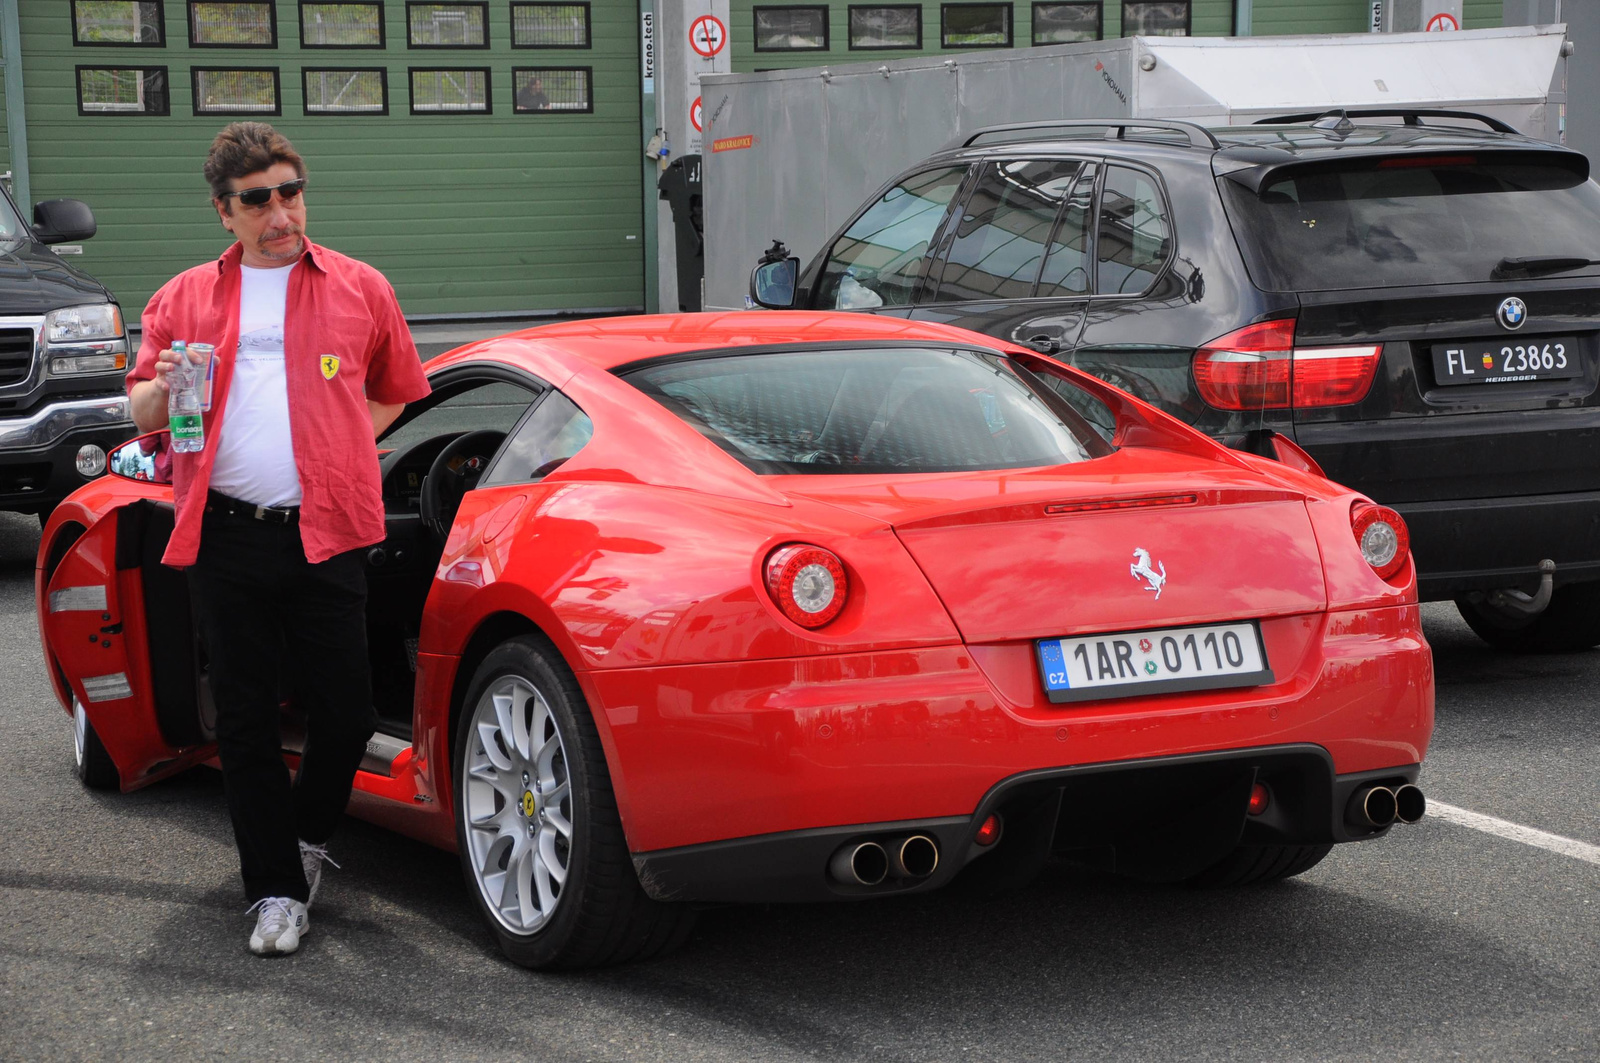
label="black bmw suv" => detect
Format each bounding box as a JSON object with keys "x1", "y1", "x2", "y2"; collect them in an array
[{"x1": 750, "y1": 111, "x2": 1600, "y2": 652}]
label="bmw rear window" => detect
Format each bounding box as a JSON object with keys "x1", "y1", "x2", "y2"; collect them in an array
[
  {"x1": 621, "y1": 346, "x2": 1113, "y2": 474},
  {"x1": 1220, "y1": 153, "x2": 1600, "y2": 291}
]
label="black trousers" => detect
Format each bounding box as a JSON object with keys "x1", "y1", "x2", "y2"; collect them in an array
[{"x1": 188, "y1": 502, "x2": 377, "y2": 903}]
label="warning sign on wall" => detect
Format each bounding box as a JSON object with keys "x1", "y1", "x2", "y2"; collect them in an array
[{"x1": 690, "y1": 15, "x2": 727, "y2": 58}]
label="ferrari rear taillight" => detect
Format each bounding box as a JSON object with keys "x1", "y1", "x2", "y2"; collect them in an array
[
  {"x1": 764, "y1": 544, "x2": 848, "y2": 628},
  {"x1": 1193, "y1": 319, "x2": 1382, "y2": 410},
  {"x1": 1351, "y1": 502, "x2": 1410, "y2": 581}
]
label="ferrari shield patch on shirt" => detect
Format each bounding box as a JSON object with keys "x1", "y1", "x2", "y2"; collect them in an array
[{"x1": 320, "y1": 354, "x2": 340, "y2": 380}]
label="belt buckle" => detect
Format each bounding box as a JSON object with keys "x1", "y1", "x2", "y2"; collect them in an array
[{"x1": 252, "y1": 503, "x2": 284, "y2": 524}]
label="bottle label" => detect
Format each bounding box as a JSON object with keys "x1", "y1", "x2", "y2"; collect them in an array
[{"x1": 170, "y1": 413, "x2": 203, "y2": 443}]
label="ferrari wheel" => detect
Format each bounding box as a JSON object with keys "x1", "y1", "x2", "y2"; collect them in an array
[
  {"x1": 1456, "y1": 583, "x2": 1600, "y2": 653},
  {"x1": 454, "y1": 635, "x2": 693, "y2": 969},
  {"x1": 72, "y1": 696, "x2": 119, "y2": 791},
  {"x1": 1187, "y1": 843, "x2": 1332, "y2": 888}
]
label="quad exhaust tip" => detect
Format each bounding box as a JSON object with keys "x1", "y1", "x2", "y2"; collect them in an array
[{"x1": 829, "y1": 835, "x2": 941, "y2": 886}]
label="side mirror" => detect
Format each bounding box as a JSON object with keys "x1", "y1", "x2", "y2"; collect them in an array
[
  {"x1": 33, "y1": 199, "x2": 97, "y2": 245},
  {"x1": 108, "y1": 431, "x2": 173, "y2": 485},
  {"x1": 750, "y1": 257, "x2": 800, "y2": 309}
]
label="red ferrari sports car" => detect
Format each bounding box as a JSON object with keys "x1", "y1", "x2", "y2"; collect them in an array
[{"x1": 37, "y1": 312, "x2": 1433, "y2": 969}]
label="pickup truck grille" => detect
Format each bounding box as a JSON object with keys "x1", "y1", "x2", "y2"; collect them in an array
[{"x1": 0, "y1": 328, "x2": 36, "y2": 387}]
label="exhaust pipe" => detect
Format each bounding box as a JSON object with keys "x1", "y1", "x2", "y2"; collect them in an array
[
  {"x1": 1393, "y1": 784, "x2": 1426, "y2": 824},
  {"x1": 889, "y1": 835, "x2": 940, "y2": 879},
  {"x1": 1346, "y1": 785, "x2": 1397, "y2": 830},
  {"x1": 829, "y1": 841, "x2": 888, "y2": 886}
]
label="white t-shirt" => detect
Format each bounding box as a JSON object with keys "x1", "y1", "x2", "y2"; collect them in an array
[{"x1": 208, "y1": 263, "x2": 302, "y2": 507}]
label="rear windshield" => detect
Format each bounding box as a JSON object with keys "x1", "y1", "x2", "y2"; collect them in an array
[
  {"x1": 621, "y1": 347, "x2": 1113, "y2": 475},
  {"x1": 1220, "y1": 155, "x2": 1600, "y2": 291}
]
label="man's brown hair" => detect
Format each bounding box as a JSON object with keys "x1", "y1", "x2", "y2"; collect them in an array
[{"x1": 203, "y1": 122, "x2": 306, "y2": 208}]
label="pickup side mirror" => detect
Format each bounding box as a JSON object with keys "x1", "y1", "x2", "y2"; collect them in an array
[
  {"x1": 750, "y1": 256, "x2": 800, "y2": 310},
  {"x1": 33, "y1": 199, "x2": 97, "y2": 245}
]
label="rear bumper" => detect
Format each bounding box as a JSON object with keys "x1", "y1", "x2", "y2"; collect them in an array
[
  {"x1": 1395, "y1": 490, "x2": 1600, "y2": 599},
  {"x1": 0, "y1": 397, "x2": 133, "y2": 512},
  {"x1": 632, "y1": 747, "x2": 1421, "y2": 903},
  {"x1": 0, "y1": 394, "x2": 133, "y2": 510}
]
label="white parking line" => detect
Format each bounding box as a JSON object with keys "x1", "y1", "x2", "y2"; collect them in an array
[{"x1": 1429, "y1": 801, "x2": 1600, "y2": 867}]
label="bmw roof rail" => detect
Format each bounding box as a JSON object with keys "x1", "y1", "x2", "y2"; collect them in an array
[
  {"x1": 954, "y1": 119, "x2": 1222, "y2": 151},
  {"x1": 1252, "y1": 108, "x2": 1522, "y2": 136}
]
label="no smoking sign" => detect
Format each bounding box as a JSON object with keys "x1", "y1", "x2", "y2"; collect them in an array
[
  {"x1": 690, "y1": 96, "x2": 703, "y2": 132},
  {"x1": 690, "y1": 14, "x2": 727, "y2": 58}
]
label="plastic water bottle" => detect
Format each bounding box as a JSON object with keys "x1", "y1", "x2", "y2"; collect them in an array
[{"x1": 168, "y1": 340, "x2": 205, "y2": 453}]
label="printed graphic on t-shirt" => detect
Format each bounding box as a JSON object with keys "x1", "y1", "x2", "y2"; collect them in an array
[{"x1": 238, "y1": 325, "x2": 285, "y2": 358}]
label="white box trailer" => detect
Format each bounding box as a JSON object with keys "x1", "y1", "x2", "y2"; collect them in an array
[{"x1": 699, "y1": 25, "x2": 1569, "y2": 311}]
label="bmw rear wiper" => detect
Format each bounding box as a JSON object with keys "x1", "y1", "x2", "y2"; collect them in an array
[{"x1": 1491, "y1": 255, "x2": 1600, "y2": 280}]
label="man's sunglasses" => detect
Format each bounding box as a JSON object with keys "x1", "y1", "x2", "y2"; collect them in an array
[{"x1": 220, "y1": 178, "x2": 307, "y2": 209}]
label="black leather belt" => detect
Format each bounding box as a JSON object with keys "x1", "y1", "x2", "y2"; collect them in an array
[{"x1": 206, "y1": 490, "x2": 300, "y2": 524}]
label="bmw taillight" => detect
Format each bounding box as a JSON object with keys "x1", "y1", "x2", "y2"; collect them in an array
[
  {"x1": 1193, "y1": 319, "x2": 1382, "y2": 410},
  {"x1": 764, "y1": 544, "x2": 848, "y2": 628},
  {"x1": 1351, "y1": 502, "x2": 1410, "y2": 581}
]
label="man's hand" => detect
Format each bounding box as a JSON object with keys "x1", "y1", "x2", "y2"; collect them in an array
[{"x1": 129, "y1": 346, "x2": 204, "y2": 433}]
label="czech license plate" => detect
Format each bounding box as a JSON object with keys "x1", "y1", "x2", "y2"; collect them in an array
[
  {"x1": 1036, "y1": 621, "x2": 1273, "y2": 705},
  {"x1": 1431, "y1": 337, "x2": 1581, "y2": 386}
]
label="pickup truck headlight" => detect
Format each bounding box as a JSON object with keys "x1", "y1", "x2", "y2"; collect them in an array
[{"x1": 44, "y1": 304, "x2": 128, "y2": 376}]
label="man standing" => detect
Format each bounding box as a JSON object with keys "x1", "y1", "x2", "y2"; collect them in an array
[{"x1": 126, "y1": 123, "x2": 430, "y2": 956}]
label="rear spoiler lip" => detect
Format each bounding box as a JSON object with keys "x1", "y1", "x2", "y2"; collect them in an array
[{"x1": 1212, "y1": 143, "x2": 1591, "y2": 194}]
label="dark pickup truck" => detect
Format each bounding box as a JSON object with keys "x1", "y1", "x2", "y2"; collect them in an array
[
  {"x1": 751, "y1": 111, "x2": 1600, "y2": 652},
  {"x1": 0, "y1": 183, "x2": 132, "y2": 523}
]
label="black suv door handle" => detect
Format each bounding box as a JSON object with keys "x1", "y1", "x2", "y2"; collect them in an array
[{"x1": 1023, "y1": 334, "x2": 1059, "y2": 354}]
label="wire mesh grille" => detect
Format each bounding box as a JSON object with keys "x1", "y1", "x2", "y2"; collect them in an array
[
  {"x1": 408, "y1": 3, "x2": 487, "y2": 46},
  {"x1": 410, "y1": 68, "x2": 490, "y2": 111},
  {"x1": 73, "y1": 1, "x2": 165, "y2": 44},
  {"x1": 78, "y1": 67, "x2": 170, "y2": 114},
  {"x1": 305, "y1": 69, "x2": 386, "y2": 112},
  {"x1": 190, "y1": 2, "x2": 276, "y2": 45},
  {"x1": 301, "y1": 2, "x2": 384, "y2": 45},
  {"x1": 513, "y1": 68, "x2": 590, "y2": 113},
  {"x1": 194, "y1": 68, "x2": 279, "y2": 112},
  {"x1": 511, "y1": 3, "x2": 589, "y2": 47}
]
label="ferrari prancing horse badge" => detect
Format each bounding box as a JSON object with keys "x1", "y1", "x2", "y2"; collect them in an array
[{"x1": 320, "y1": 354, "x2": 340, "y2": 380}]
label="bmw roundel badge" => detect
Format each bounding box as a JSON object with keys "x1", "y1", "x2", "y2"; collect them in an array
[{"x1": 1497, "y1": 297, "x2": 1527, "y2": 331}]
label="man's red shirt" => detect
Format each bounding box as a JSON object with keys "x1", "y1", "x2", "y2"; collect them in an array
[{"x1": 128, "y1": 240, "x2": 431, "y2": 567}]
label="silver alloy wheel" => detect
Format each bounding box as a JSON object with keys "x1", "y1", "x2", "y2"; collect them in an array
[
  {"x1": 462, "y1": 673, "x2": 574, "y2": 935},
  {"x1": 73, "y1": 696, "x2": 87, "y2": 770}
]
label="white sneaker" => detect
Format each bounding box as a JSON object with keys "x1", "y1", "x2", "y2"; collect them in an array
[
  {"x1": 247, "y1": 897, "x2": 308, "y2": 956},
  {"x1": 298, "y1": 840, "x2": 339, "y2": 908}
]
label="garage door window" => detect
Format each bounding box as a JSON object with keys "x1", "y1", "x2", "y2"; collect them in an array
[
  {"x1": 819, "y1": 166, "x2": 969, "y2": 310},
  {"x1": 189, "y1": 1, "x2": 278, "y2": 47},
  {"x1": 1121, "y1": 1, "x2": 1188, "y2": 36},
  {"x1": 1032, "y1": 2, "x2": 1100, "y2": 44},
  {"x1": 299, "y1": 2, "x2": 385, "y2": 47},
  {"x1": 304, "y1": 67, "x2": 387, "y2": 113},
  {"x1": 754, "y1": 7, "x2": 829, "y2": 51},
  {"x1": 410, "y1": 67, "x2": 490, "y2": 113},
  {"x1": 76, "y1": 66, "x2": 170, "y2": 115},
  {"x1": 73, "y1": 1, "x2": 167, "y2": 45},
  {"x1": 511, "y1": 3, "x2": 590, "y2": 48},
  {"x1": 941, "y1": 3, "x2": 1011, "y2": 48},
  {"x1": 193, "y1": 67, "x2": 281, "y2": 114},
  {"x1": 513, "y1": 67, "x2": 591, "y2": 113},
  {"x1": 848, "y1": 5, "x2": 921, "y2": 49},
  {"x1": 931, "y1": 159, "x2": 1085, "y2": 303},
  {"x1": 407, "y1": 1, "x2": 488, "y2": 47}
]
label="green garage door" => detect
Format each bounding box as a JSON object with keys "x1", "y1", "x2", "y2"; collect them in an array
[{"x1": 21, "y1": 1, "x2": 645, "y2": 324}]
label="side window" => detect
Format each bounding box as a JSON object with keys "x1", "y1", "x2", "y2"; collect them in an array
[
  {"x1": 1096, "y1": 165, "x2": 1171, "y2": 295},
  {"x1": 381, "y1": 381, "x2": 540, "y2": 451},
  {"x1": 818, "y1": 166, "x2": 968, "y2": 310},
  {"x1": 1037, "y1": 163, "x2": 1098, "y2": 298},
  {"x1": 481, "y1": 390, "x2": 593, "y2": 486},
  {"x1": 930, "y1": 159, "x2": 1084, "y2": 303}
]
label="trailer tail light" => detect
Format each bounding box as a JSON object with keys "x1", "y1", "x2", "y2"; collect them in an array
[
  {"x1": 764, "y1": 544, "x2": 848, "y2": 628},
  {"x1": 1351, "y1": 502, "x2": 1410, "y2": 581},
  {"x1": 1193, "y1": 320, "x2": 1382, "y2": 410}
]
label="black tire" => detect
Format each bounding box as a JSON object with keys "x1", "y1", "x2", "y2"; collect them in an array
[
  {"x1": 453, "y1": 635, "x2": 694, "y2": 969},
  {"x1": 1456, "y1": 582, "x2": 1600, "y2": 653},
  {"x1": 1187, "y1": 843, "x2": 1332, "y2": 888},
  {"x1": 73, "y1": 697, "x2": 120, "y2": 791}
]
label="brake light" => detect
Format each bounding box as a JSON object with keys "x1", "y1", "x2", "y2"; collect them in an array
[
  {"x1": 764, "y1": 544, "x2": 848, "y2": 628},
  {"x1": 1193, "y1": 319, "x2": 1382, "y2": 410},
  {"x1": 1377, "y1": 154, "x2": 1476, "y2": 169},
  {"x1": 1350, "y1": 502, "x2": 1410, "y2": 581}
]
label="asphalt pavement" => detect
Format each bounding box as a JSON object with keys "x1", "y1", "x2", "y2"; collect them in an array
[{"x1": 1, "y1": 505, "x2": 1596, "y2": 1061}]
